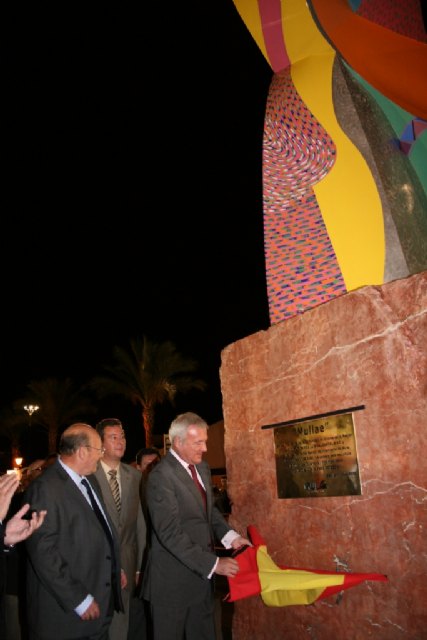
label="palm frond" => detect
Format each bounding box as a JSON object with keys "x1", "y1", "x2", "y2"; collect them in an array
[{"x1": 87, "y1": 334, "x2": 207, "y2": 445}]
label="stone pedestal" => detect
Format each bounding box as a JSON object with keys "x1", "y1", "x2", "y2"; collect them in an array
[{"x1": 220, "y1": 271, "x2": 427, "y2": 639}]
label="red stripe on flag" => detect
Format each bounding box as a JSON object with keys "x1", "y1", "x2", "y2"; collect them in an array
[{"x1": 226, "y1": 525, "x2": 388, "y2": 605}]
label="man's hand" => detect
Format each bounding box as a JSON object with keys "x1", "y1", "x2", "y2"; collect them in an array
[
  {"x1": 81, "y1": 600, "x2": 101, "y2": 620},
  {"x1": 0, "y1": 473, "x2": 20, "y2": 521},
  {"x1": 4, "y1": 504, "x2": 47, "y2": 546},
  {"x1": 230, "y1": 535, "x2": 252, "y2": 551},
  {"x1": 121, "y1": 568, "x2": 127, "y2": 589},
  {"x1": 215, "y1": 557, "x2": 240, "y2": 578}
]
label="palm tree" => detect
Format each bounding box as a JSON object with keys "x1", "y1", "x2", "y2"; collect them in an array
[
  {"x1": 18, "y1": 377, "x2": 97, "y2": 454},
  {"x1": 88, "y1": 335, "x2": 207, "y2": 447}
]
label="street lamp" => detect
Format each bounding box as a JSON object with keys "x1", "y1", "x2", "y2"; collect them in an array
[
  {"x1": 24, "y1": 404, "x2": 40, "y2": 425},
  {"x1": 24, "y1": 404, "x2": 40, "y2": 417}
]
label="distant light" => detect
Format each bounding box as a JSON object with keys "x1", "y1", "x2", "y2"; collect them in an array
[{"x1": 24, "y1": 404, "x2": 40, "y2": 416}]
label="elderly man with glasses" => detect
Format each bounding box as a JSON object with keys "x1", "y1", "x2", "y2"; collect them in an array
[{"x1": 24, "y1": 422, "x2": 125, "y2": 640}]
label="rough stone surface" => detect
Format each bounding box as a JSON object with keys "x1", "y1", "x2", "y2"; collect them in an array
[{"x1": 220, "y1": 271, "x2": 427, "y2": 640}]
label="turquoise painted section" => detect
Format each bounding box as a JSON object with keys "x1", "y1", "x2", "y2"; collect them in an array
[
  {"x1": 346, "y1": 65, "x2": 427, "y2": 194},
  {"x1": 411, "y1": 130, "x2": 427, "y2": 187}
]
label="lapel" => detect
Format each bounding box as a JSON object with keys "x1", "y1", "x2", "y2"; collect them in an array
[
  {"x1": 119, "y1": 463, "x2": 129, "y2": 514},
  {"x1": 55, "y1": 465, "x2": 115, "y2": 543},
  {"x1": 54, "y1": 460, "x2": 97, "y2": 510},
  {"x1": 197, "y1": 463, "x2": 212, "y2": 512},
  {"x1": 168, "y1": 454, "x2": 209, "y2": 514},
  {"x1": 85, "y1": 473, "x2": 121, "y2": 556}
]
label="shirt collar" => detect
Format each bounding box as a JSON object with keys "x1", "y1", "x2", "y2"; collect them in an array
[
  {"x1": 170, "y1": 448, "x2": 191, "y2": 470},
  {"x1": 99, "y1": 458, "x2": 121, "y2": 480}
]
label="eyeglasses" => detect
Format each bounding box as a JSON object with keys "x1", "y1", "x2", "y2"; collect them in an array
[{"x1": 84, "y1": 445, "x2": 105, "y2": 455}]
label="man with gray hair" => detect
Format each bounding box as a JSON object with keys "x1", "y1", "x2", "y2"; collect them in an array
[{"x1": 142, "y1": 412, "x2": 251, "y2": 640}]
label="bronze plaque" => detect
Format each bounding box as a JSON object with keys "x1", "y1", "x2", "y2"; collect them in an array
[{"x1": 274, "y1": 412, "x2": 361, "y2": 498}]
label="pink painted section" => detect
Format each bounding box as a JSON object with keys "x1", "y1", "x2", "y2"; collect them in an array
[
  {"x1": 263, "y1": 69, "x2": 346, "y2": 323},
  {"x1": 259, "y1": 0, "x2": 291, "y2": 72}
]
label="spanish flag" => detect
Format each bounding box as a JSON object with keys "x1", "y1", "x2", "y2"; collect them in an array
[{"x1": 226, "y1": 525, "x2": 388, "y2": 606}]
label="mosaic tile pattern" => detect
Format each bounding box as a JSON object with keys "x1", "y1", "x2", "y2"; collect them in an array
[
  {"x1": 263, "y1": 69, "x2": 346, "y2": 323},
  {"x1": 357, "y1": 0, "x2": 427, "y2": 43}
]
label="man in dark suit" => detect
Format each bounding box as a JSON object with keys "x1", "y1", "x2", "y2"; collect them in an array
[
  {"x1": 142, "y1": 412, "x2": 251, "y2": 640},
  {"x1": 128, "y1": 446, "x2": 161, "y2": 639},
  {"x1": 0, "y1": 471, "x2": 46, "y2": 635},
  {"x1": 24, "y1": 423, "x2": 125, "y2": 640},
  {"x1": 93, "y1": 418, "x2": 146, "y2": 640},
  {"x1": 134, "y1": 447, "x2": 161, "y2": 523}
]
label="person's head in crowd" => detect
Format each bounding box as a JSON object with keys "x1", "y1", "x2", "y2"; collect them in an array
[
  {"x1": 59, "y1": 423, "x2": 104, "y2": 476},
  {"x1": 20, "y1": 452, "x2": 59, "y2": 491},
  {"x1": 44, "y1": 452, "x2": 58, "y2": 468},
  {"x1": 169, "y1": 412, "x2": 209, "y2": 466},
  {"x1": 20, "y1": 459, "x2": 46, "y2": 490},
  {"x1": 95, "y1": 418, "x2": 126, "y2": 466},
  {"x1": 135, "y1": 447, "x2": 161, "y2": 474}
]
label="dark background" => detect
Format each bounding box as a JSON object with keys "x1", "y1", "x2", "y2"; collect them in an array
[{"x1": 2, "y1": 1, "x2": 273, "y2": 460}]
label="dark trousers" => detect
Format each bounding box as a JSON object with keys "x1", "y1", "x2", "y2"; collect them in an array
[
  {"x1": 150, "y1": 596, "x2": 216, "y2": 640},
  {"x1": 29, "y1": 628, "x2": 110, "y2": 640},
  {"x1": 127, "y1": 596, "x2": 150, "y2": 640}
]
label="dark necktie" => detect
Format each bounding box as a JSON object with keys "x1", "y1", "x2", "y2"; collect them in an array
[
  {"x1": 188, "y1": 464, "x2": 207, "y2": 510},
  {"x1": 81, "y1": 478, "x2": 121, "y2": 612},
  {"x1": 108, "y1": 469, "x2": 121, "y2": 513},
  {"x1": 81, "y1": 478, "x2": 113, "y2": 545}
]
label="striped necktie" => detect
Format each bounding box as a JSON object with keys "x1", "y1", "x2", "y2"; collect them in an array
[{"x1": 108, "y1": 469, "x2": 121, "y2": 513}]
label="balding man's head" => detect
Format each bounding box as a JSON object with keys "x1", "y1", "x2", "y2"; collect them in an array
[
  {"x1": 59, "y1": 423, "x2": 104, "y2": 476},
  {"x1": 59, "y1": 423, "x2": 94, "y2": 455}
]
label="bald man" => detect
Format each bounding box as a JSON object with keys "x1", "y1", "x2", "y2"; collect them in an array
[{"x1": 24, "y1": 423, "x2": 124, "y2": 640}]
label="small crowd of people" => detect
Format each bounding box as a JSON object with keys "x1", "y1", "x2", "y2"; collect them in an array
[{"x1": 0, "y1": 411, "x2": 249, "y2": 640}]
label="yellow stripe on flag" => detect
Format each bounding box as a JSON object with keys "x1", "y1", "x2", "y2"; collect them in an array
[{"x1": 257, "y1": 546, "x2": 345, "y2": 607}]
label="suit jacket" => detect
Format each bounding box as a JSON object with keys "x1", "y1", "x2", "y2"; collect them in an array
[
  {"x1": 92, "y1": 462, "x2": 146, "y2": 592},
  {"x1": 142, "y1": 452, "x2": 232, "y2": 607},
  {"x1": 24, "y1": 460, "x2": 123, "y2": 639}
]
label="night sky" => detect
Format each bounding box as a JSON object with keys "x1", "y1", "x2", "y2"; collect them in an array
[{"x1": 2, "y1": 1, "x2": 273, "y2": 457}]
